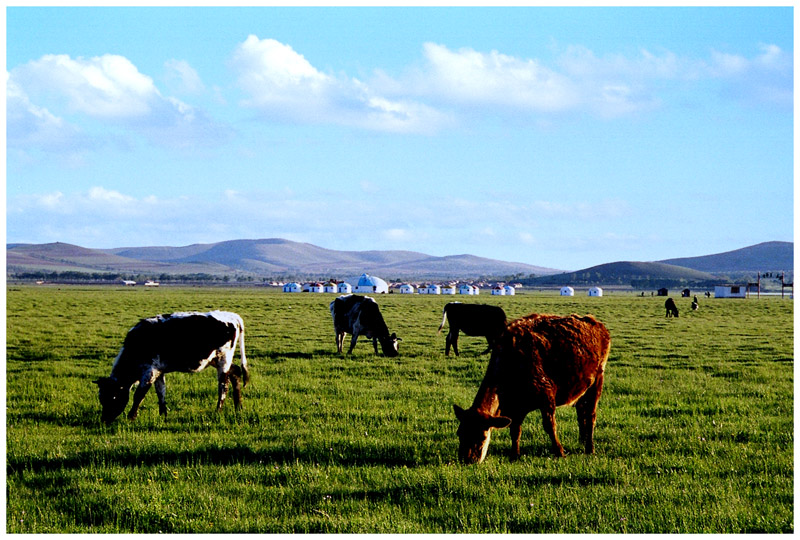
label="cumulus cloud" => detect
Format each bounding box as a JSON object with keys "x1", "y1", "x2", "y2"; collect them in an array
[
  {"x1": 6, "y1": 76, "x2": 92, "y2": 153},
  {"x1": 8, "y1": 53, "x2": 230, "y2": 151},
  {"x1": 230, "y1": 35, "x2": 451, "y2": 134},
  {"x1": 371, "y1": 41, "x2": 791, "y2": 121},
  {"x1": 419, "y1": 43, "x2": 579, "y2": 112}
]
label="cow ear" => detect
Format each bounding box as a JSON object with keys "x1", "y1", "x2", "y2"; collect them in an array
[{"x1": 490, "y1": 415, "x2": 512, "y2": 429}]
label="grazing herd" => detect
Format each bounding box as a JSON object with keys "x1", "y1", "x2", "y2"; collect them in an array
[{"x1": 91, "y1": 292, "x2": 681, "y2": 463}]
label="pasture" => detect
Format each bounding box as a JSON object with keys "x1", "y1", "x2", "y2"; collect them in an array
[{"x1": 6, "y1": 285, "x2": 793, "y2": 533}]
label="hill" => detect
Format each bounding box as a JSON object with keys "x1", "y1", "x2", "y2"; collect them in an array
[
  {"x1": 525, "y1": 261, "x2": 718, "y2": 288},
  {"x1": 523, "y1": 242, "x2": 793, "y2": 288},
  {"x1": 658, "y1": 241, "x2": 793, "y2": 273},
  {"x1": 8, "y1": 239, "x2": 559, "y2": 280}
]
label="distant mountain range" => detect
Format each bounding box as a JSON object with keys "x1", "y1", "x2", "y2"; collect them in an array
[
  {"x1": 7, "y1": 238, "x2": 559, "y2": 280},
  {"x1": 524, "y1": 241, "x2": 793, "y2": 287},
  {"x1": 6, "y1": 239, "x2": 792, "y2": 285}
]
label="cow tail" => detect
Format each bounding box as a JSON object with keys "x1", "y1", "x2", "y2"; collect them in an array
[
  {"x1": 437, "y1": 305, "x2": 448, "y2": 334},
  {"x1": 238, "y1": 319, "x2": 249, "y2": 387}
]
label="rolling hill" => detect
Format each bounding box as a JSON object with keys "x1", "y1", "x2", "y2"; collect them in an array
[
  {"x1": 8, "y1": 239, "x2": 559, "y2": 280},
  {"x1": 658, "y1": 241, "x2": 793, "y2": 273},
  {"x1": 524, "y1": 261, "x2": 718, "y2": 287},
  {"x1": 7, "y1": 239, "x2": 792, "y2": 285}
]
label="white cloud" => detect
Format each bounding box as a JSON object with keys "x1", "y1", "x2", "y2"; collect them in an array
[
  {"x1": 6, "y1": 77, "x2": 91, "y2": 153},
  {"x1": 420, "y1": 42, "x2": 579, "y2": 112},
  {"x1": 8, "y1": 53, "x2": 231, "y2": 151},
  {"x1": 164, "y1": 59, "x2": 205, "y2": 94},
  {"x1": 230, "y1": 35, "x2": 450, "y2": 134}
]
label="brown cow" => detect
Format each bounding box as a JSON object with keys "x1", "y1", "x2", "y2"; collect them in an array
[{"x1": 453, "y1": 313, "x2": 611, "y2": 464}]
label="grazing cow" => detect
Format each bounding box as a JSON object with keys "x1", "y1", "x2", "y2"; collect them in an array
[
  {"x1": 437, "y1": 302, "x2": 507, "y2": 356},
  {"x1": 453, "y1": 313, "x2": 611, "y2": 464},
  {"x1": 330, "y1": 294, "x2": 400, "y2": 357},
  {"x1": 93, "y1": 310, "x2": 248, "y2": 424},
  {"x1": 665, "y1": 298, "x2": 679, "y2": 318}
]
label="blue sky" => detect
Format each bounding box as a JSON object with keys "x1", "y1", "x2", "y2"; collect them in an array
[{"x1": 6, "y1": 6, "x2": 793, "y2": 270}]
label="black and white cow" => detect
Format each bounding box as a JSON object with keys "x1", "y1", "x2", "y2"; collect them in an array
[
  {"x1": 437, "y1": 302, "x2": 507, "y2": 356},
  {"x1": 93, "y1": 310, "x2": 248, "y2": 424},
  {"x1": 330, "y1": 294, "x2": 400, "y2": 356}
]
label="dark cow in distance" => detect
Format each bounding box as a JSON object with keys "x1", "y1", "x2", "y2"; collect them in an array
[
  {"x1": 454, "y1": 313, "x2": 611, "y2": 464},
  {"x1": 330, "y1": 294, "x2": 400, "y2": 357},
  {"x1": 665, "y1": 297, "x2": 679, "y2": 318},
  {"x1": 93, "y1": 310, "x2": 248, "y2": 424},
  {"x1": 437, "y1": 302, "x2": 507, "y2": 356}
]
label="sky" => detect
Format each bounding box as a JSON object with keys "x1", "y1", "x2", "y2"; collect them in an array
[{"x1": 5, "y1": 6, "x2": 794, "y2": 271}]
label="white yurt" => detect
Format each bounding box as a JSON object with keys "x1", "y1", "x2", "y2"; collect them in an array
[
  {"x1": 304, "y1": 282, "x2": 324, "y2": 293},
  {"x1": 399, "y1": 284, "x2": 415, "y2": 294},
  {"x1": 504, "y1": 285, "x2": 516, "y2": 296},
  {"x1": 323, "y1": 283, "x2": 338, "y2": 294},
  {"x1": 588, "y1": 286, "x2": 603, "y2": 297},
  {"x1": 283, "y1": 282, "x2": 302, "y2": 293},
  {"x1": 427, "y1": 284, "x2": 442, "y2": 295},
  {"x1": 459, "y1": 284, "x2": 475, "y2": 295},
  {"x1": 442, "y1": 285, "x2": 457, "y2": 295},
  {"x1": 337, "y1": 282, "x2": 352, "y2": 294},
  {"x1": 560, "y1": 286, "x2": 575, "y2": 297},
  {"x1": 352, "y1": 273, "x2": 389, "y2": 294},
  {"x1": 492, "y1": 286, "x2": 506, "y2": 296}
]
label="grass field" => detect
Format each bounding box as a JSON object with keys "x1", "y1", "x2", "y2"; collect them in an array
[{"x1": 6, "y1": 285, "x2": 794, "y2": 533}]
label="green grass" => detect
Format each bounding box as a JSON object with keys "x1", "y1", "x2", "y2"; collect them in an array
[{"x1": 6, "y1": 286, "x2": 793, "y2": 533}]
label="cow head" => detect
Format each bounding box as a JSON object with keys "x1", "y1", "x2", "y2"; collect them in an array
[
  {"x1": 378, "y1": 333, "x2": 401, "y2": 357},
  {"x1": 93, "y1": 377, "x2": 130, "y2": 424},
  {"x1": 453, "y1": 404, "x2": 511, "y2": 464}
]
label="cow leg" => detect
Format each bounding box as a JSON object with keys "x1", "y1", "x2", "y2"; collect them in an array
[
  {"x1": 154, "y1": 374, "x2": 168, "y2": 417},
  {"x1": 372, "y1": 337, "x2": 379, "y2": 355},
  {"x1": 228, "y1": 364, "x2": 243, "y2": 410},
  {"x1": 335, "y1": 331, "x2": 345, "y2": 353},
  {"x1": 540, "y1": 394, "x2": 566, "y2": 457},
  {"x1": 447, "y1": 330, "x2": 460, "y2": 356},
  {"x1": 480, "y1": 336, "x2": 494, "y2": 355},
  {"x1": 217, "y1": 369, "x2": 230, "y2": 411},
  {"x1": 128, "y1": 367, "x2": 159, "y2": 420},
  {"x1": 347, "y1": 333, "x2": 359, "y2": 354},
  {"x1": 576, "y1": 373, "x2": 605, "y2": 454},
  {"x1": 509, "y1": 420, "x2": 523, "y2": 460}
]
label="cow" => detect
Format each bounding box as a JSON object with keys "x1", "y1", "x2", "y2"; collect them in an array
[
  {"x1": 665, "y1": 297, "x2": 679, "y2": 318},
  {"x1": 437, "y1": 302, "x2": 507, "y2": 356},
  {"x1": 93, "y1": 310, "x2": 248, "y2": 424},
  {"x1": 453, "y1": 313, "x2": 611, "y2": 464},
  {"x1": 330, "y1": 294, "x2": 400, "y2": 357}
]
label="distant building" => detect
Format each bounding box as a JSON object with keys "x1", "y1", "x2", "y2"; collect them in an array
[
  {"x1": 352, "y1": 273, "x2": 389, "y2": 294},
  {"x1": 504, "y1": 285, "x2": 516, "y2": 296},
  {"x1": 424, "y1": 284, "x2": 442, "y2": 295},
  {"x1": 560, "y1": 286, "x2": 575, "y2": 296},
  {"x1": 337, "y1": 282, "x2": 352, "y2": 294},
  {"x1": 442, "y1": 285, "x2": 457, "y2": 295},
  {"x1": 304, "y1": 282, "x2": 324, "y2": 293},
  {"x1": 492, "y1": 286, "x2": 505, "y2": 296},
  {"x1": 715, "y1": 285, "x2": 747, "y2": 298},
  {"x1": 399, "y1": 284, "x2": 415, "y2": 294},
  {"x1": 459, "y1": 284, "x2": 476, "y2": 295},
  {"x1": 588, "y1": 286, "x2": 603, "y2": 297},
  {"x1": 323, "y1": 283, "x2": 338, "y2": 294},
  {"x1": 283, "y1": 282, "x2": 302, "y2": 293}
]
